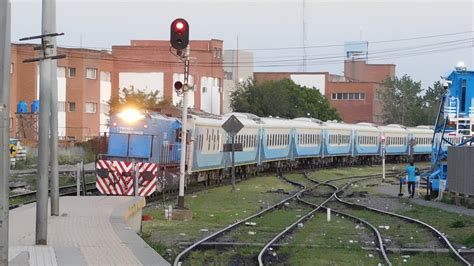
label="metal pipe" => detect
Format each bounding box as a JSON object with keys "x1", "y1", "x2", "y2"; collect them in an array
[
  {"x1": 50, "y1": 0, "x2": 59, "y2": 216},
  {"x1": 0, "y1": 1, "x2": 11, "y2": 262},
  {"x1": 178, "y1": 45, "x2": 190, "y2": 209},
  {"x1": 231, "y1": 136, "x2": 235, "y2": 191}
]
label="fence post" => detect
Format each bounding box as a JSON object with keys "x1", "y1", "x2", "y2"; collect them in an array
[
  {"x1": 80, "y1": 161, "x2": 86, "y2": 196},
  {"x1": 76, "y1": 162, "x2": 81, "y2": 196},
  {"x1": 133, "y1": 159, "x2": 138, "y2": 196}
]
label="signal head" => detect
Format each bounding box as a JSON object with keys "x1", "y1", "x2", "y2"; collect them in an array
[
  {"x1": 174, "y1": 81, "x2": 183, "y2": 92},
  {"x1": 170, "y1": 18, "x2": 189, "y2": 51}
]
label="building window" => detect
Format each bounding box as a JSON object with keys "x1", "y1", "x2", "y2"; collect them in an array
[
  {"x1": 58, "y1": 101, "x2": 66, "y2": 112},
  {"x1": 68, "y1": 102, "x2": 76, "y2": 112},
  {"x1": 10, "y1": 63, "x2": 13, "y2": 74},
  {"x1": 69, "y1": 67, "x2": 76, "y2": 78},
  {"x1": 224, "y1": 71, "x2": 233, "y2": 80},
  {"x1": 213, "y1": 48, "x2": 222, "y2": 59},
  {"x1": 86, "y1": 68, "x2": 97, "y2": 79},
  {"x1": 202, "y1": 87, "x2": 207, "y2": 93},
  {"x1": 85, "y1": 102, "x2": 97, "y2": 113},
  {"x1": 331, "y1": 92, "x2": 366, "y2": 100}
]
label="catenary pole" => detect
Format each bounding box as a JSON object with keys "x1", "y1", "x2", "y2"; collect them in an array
[
  {"x1": 36, "y1": 0, "x2": 53, "y2": 245},
  {"x1": 177, "y1": 45, "x2": 190, "y2": 209},
  {"x1": 0, "y1": 0, "x2": 11, "y2": 263},
  {"x1": 50, "y1": 0, "x2": 59, "y2": 216}
]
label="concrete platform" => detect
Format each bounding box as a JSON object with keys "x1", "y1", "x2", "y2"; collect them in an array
[{"x1": 8, "y1": 196, "x2": 169, "y2": 265}]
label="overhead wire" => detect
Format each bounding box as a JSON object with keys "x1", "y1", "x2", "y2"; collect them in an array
[{"x1": 15, "y1": 37, "x2": 474, "y2": 67}]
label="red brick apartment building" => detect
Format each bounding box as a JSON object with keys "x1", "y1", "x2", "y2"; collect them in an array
[
  {"x1": 9, "y1": 40, "x2": 223, "y2": 142},
  {"x1": 254, "y1": 60, "x2": 395, "y2": 124}
]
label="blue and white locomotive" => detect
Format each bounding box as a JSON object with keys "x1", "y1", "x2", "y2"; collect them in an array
[{"x1": 96, "y1": 107, "x2": 435, "y2": 195}]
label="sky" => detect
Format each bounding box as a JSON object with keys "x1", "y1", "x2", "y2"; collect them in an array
[{"x1": 10, "y1": 0, "x2": 474, "y2": 89}]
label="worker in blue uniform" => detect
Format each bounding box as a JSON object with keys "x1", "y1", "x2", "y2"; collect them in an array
[{"x1": 406, "y1": 161, "x2": 418, "y2": 198}]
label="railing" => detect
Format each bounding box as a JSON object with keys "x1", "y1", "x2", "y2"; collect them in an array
[
  {"x1": 444, "y1": 97, "x2": 458, "y2": 119},
  {"x1": 158, "y1": 143, "x2": 181, "y2": 165}
]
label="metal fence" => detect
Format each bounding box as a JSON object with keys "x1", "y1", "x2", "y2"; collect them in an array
[{"x1": 447, "y1": 146, "x2": 474, "y2": 196}]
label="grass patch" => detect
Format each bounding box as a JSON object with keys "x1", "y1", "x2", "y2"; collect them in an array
[
  {"x1": 462, "y1": 234, "x2": 474, "y2": 246},
  {"x1": 325, "y1": 202, "x2": 438, "y2": 249},
  {"x1": 389, "y1": 252, "x2": 460, "y2": 266},
  {"x1": 397, "y1": 202, "x2": 474, "y2": 248},
  {"x1": 282, "y1": 247, "x2": 382, "y2": 266},
  {"x1": 278, "y1": 210, "x2": 382, "y2": 265}
]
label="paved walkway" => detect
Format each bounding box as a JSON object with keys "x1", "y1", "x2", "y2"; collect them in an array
[
  {"x1": 8, "y1": 196, "x2": 169, "y2": 265},
  {"x1": 376, "y1": 183, "x2": 474, "y2": 217}
]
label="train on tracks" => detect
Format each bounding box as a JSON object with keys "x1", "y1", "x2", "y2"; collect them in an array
[{"x1": 95, "y1": 107, "x2": 440, "y2": 196}]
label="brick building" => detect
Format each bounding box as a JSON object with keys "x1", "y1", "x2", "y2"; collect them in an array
[
  {"x1": 326, "y1": 60, "x2": 395, "y2": 123},
  {"x1": 8, "y1": 39, "x2": 223, "y2": 142},
  {"x1": 254, "y1": 60, "x2": 395, "y2": 124}
]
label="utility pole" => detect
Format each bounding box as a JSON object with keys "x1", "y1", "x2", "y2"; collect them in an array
[
  {"x1": 36, "y1": 0, "x2": 54, "y2": 244},
  {"x1": 0, "y1": 1, "x2": 11, "y2": 263},
  {"x1": 20, "y1": 0, "x2": 65, "y2": 244},
  {"x1": 50, "y1": 0, "x2": 59, "y2": 216}
]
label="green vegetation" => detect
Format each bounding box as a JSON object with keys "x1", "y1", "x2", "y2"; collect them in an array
[
  {"x1": 380, "y1": 76, "x2": 444, "y2": 126},
  {"x1": 279, "y1": 210, "x2": 383, "y2": 265},
  {"x1": 397, "y1": 201, "x2": 474, "y2": 248},
  {"x1": 230, "y1": 79, "x2": 340, "y2": 120},
  {"x1": 389, "y1": 253, "x2": 460, "y2": 266},
  {"x1": 326, "y1": 202, "x2": 437, "y2": 248}
]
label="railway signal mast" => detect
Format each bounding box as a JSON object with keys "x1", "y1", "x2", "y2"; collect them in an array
[{"x1": 170, "y1": 18, "x2": 192, "y2": 216}]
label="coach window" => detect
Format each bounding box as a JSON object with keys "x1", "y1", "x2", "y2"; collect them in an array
[{"x1": 200, "y1": 135, "x2": 204, "y2": 150}]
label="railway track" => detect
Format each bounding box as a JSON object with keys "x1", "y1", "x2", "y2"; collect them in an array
[
  {"x1": 275, "y1": 172, "x2": 470, "y2": 265},
  {"x1": 9, "y1": 182, "x2": 97, "y2": 210},
  {"x1": 172, "y1": 167, "x2": 471, "y2": 265},
  {"x1": 173, "y1": 175, "x2": 319, "y2": 265},
  {"x1": 258, "y1": 173, "x2": 392, "y2": 265},
  {"x1": 173, "y1": 172, "x2": 393, "y2": 265}
]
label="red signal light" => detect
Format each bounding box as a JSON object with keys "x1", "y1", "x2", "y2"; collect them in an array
[{"x1": 175, "y1": 21, "x2": 184, "y2": 30}]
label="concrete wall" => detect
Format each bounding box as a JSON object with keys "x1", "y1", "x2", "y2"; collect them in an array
[
  {"x1": 118, "y1": 72, "x2": 164, "y2": 98},
  {"x1": 290, "y1": 74, "x2": 326, "y2": 95}
]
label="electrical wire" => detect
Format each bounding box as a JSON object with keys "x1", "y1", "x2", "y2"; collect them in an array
[{"x1": 14, "y1": 34, "x2": 473, "y2": 70}]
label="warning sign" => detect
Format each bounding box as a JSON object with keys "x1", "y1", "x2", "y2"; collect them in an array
[{"x1": 9, "y1": 144, "x2": 17, "y2": 158}]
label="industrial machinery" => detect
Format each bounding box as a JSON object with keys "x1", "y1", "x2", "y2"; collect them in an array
[{"x1": 429, "y1": 63, "x2": 474, "y2": 198}]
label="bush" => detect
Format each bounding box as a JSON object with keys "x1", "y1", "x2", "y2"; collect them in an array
[{"x1": 58, "y1": 153, "x2": 82, "y2": 165}]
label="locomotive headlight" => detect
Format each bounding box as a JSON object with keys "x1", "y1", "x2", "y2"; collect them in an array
[{"x1": 117, "y1": 108, "x2": 145, "y2": 124}]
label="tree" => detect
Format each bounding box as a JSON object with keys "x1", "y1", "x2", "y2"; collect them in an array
[
  {"x1": 107, "y1": 86, "x2": 170, "y2": 114},
  {"x1": 379, "y1": 76, "x2": 446, "y2": 126},
  {"x1": 423, "y1": 81, "x2": 446, "y2": 124},
  {"x1": 379, "y1": 75, "x2": 425, "y2": 126},
  {"x1": 230, "y1": 79, "x2": 340, "y2": 120}
]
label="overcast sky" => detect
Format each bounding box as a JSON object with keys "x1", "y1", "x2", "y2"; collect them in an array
[{"x1": 10, "y1": 0, "x2": 474, "y2": 88}]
